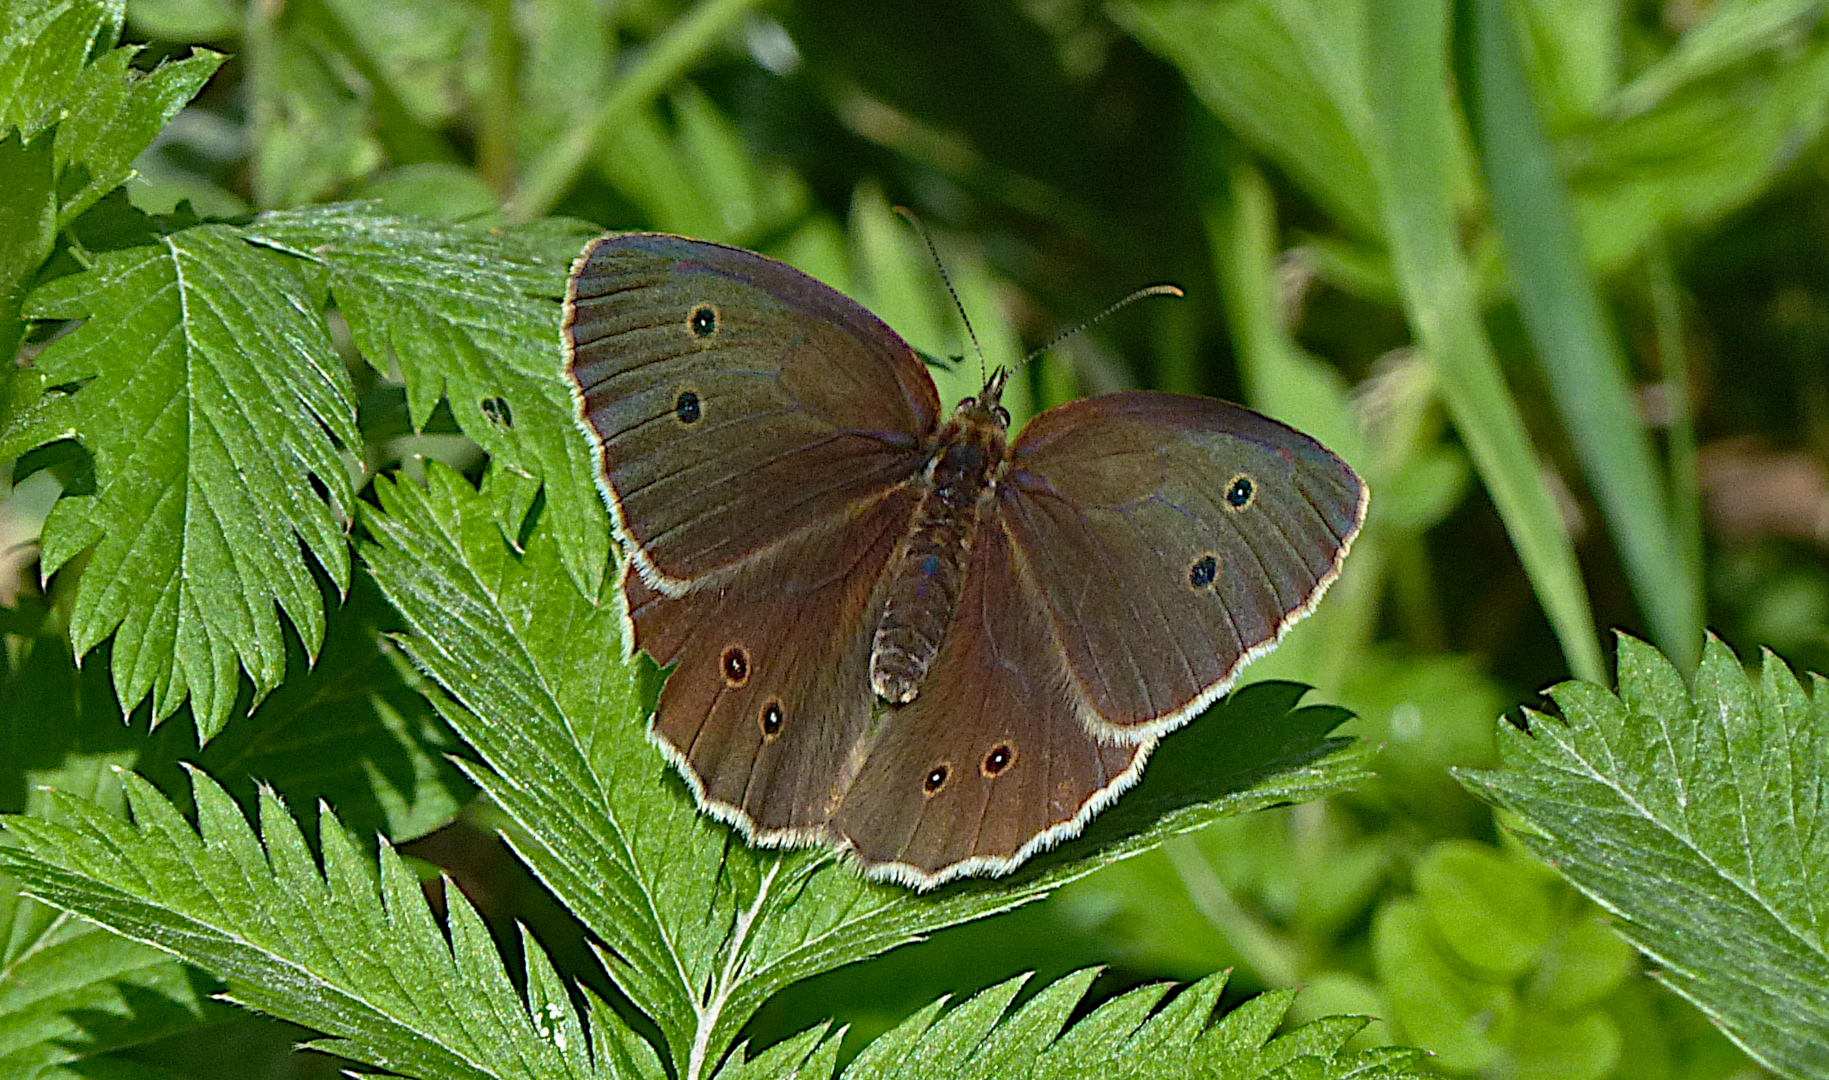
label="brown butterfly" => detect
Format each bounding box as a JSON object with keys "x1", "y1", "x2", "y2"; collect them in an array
[{"x1": 562, "y1": 233, "x2": 1366, "y2": 888}]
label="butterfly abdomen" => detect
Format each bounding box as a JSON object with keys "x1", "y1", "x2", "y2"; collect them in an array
[{"x1": 870, "y1": 407, "x2": 1008, "y2": 704}]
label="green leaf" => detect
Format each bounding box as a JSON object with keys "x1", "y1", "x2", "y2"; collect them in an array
[
  {"x1": 1114, "y1": 0, "x2": 1380, "y2": 240},
  {"x1": 178, "y1": 569, "x2": 472, "y2": 845},
  {"x1": 1465, "y1": 0, "x2": 1702, "y2": 672},
  {"x1": 243, "y1": 3, "x2": 383, "y2": 208},
  {"x1": 53, "y1": 43, "x2": 224, "y2": 227},
  {"x1": 1, "y1": 725, "x2": 218, "y2": 1077},
  {"x1": 1412, "y1": 839, "x2": 1550, "y2": 978},
  {"x1": 0, "y1": 129, "x2": 56, "y2": 365},
  {"x1": 715, "y1": 969, "x2": 1430, "y2": 1079},
  {"x1": 0, "y1": 768, "x2": 631, "y2": 1079},
  {"x1": 507, "y1": 0, "x2": 771, "y2": 221},
  {"x1": 241, "y1": 203, "x2": 610, "y2": 596},
  {"x1": 1359, "y1": 0, "x2": 1605, "y2": 683},
  {"x1": 358, "y1": 461, "x2": 1375, "y2": 1079},
  {"x1": 1458, "y1": 635, "x2": 1829, "y2": 1078},
  {"x1": 20, "y1": 224, "x2": 359, "y2": 738},
  {"x1": 0, "y1": 0, "x2": 122, "y2": 141},
  {"x1": 1572, "y1": 2, "x2": 1829, "y2": 273}
]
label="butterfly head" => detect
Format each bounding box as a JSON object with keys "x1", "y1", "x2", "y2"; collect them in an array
[{"x1": 954, "y1": 366, "x2": 1012, "y2": 431}]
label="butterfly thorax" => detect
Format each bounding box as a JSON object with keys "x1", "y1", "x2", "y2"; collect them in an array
[{"x1": 869, "y1": 395, "x2": 1010, "y2": 705}]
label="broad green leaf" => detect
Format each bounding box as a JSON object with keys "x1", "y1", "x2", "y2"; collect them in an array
[
  {"x1": 177, "y1": 570, "x2": 471, "y2": 844},
  {"x1": 1, "y1": 715, "x2": 217, "y2": 1077},
  {"x1": 242, "y1": 204, "x2": 609, "y2": 596},
  {"x1": 53, "y1": 43, "x2": 224, "y2": 227},
  {"x1": 0, "y1": 769, "x2": 631, "y2": 1079},
  {"x1": 359, "y1": 462, "x2": 1374, "y2": 1079},
  {"x1": 18, "y1": 224, "x2": 359, "y2": 738},
  {"x1": 0, "y1": 0, "x2": 122, "y2": 141},
  {"x1": 0, "y1": 130, "x2": 56, "y2": 365},
  {"x1": 1458, "y1": 635, "x2": 1829, "y2": 1078},
  {"x1": 716, "y1": 969, "x2": 1429, "y2": 1079}
]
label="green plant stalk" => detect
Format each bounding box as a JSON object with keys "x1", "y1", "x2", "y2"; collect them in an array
[
  {"x1": 1467, "y1": 0, "x2": 1701, "y2": 672},
  {"x1": 479, "y1": 0, "x2": 517, "y2": 194},
  {"x1": 1362, "y1": 0, "x2": 1605, "y2": 682},
  {"x1": 507, "y1": 0, "x2": 767, "y2": 221},
  {"x1": 1646, "y1": 235, "x2": 1704, "y2": 600}
]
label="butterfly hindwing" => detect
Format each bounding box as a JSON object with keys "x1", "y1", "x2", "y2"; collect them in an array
[
  {"x1": 564, "y1": 234, "x2": 941, "y2": 590},
  {"x1": 629, "y1": 490, "x2": 919, "y2": 838},
  {"x1": 1000, "y1": 391, "x2": 1366, "y2": 737},
  {"x1": 831, "y1": 523, "x2": 1147, "y2": 881}
]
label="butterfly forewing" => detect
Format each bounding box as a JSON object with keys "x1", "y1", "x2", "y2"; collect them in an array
[
  {"x1": 1001, "y1": 391, "x2": 1366, "y2": 737},
  {"x1": 564, "y1": 234, "x2": 941, "y2": 587},
  {"x1": 564, "y1": 233, "x2": 1366, "y2": 889}
]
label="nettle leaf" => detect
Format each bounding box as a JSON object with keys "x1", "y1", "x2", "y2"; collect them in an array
[
  {"x1": 1458, "y1": 635, "x2": 1829, "y2": 1079},
  {"x1": 0, "y1": 768, "x2": 634, "y2": 1080},
  {"x1": 242, "y1": 204, "x2": 609, "y2": 594},
  {"x1": 360, "y1": 463, "x2": 1375, "y2": 1079},
  {"x1": 53, "y1": 42, "x2": 224, "y2": 227},
  {"x1": 1, "y1": 744, "x2": 218, "y2": 1077},
  {"x1": 0, "y1": 0, "x2": 123, "y2": 140},
  {"x1": 776, "y1": 969, "x2": 1427, "y2": 1080},
  {"x1": 21, "y1": 224, "x2": 359, "y2": 738}
]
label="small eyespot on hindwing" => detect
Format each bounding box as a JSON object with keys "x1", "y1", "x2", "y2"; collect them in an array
[{"x1": 923, "y1": 763, "x2": 951, "y2": 795}]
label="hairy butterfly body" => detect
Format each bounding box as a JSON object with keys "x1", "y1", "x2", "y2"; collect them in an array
[{"x1": 562, "y1": 232, "x2": 1366, "y2": 888}]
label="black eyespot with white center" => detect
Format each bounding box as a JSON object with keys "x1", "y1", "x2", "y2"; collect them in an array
[
  {"x1": 760, "y1": 700, "x2": 784, "y2": 740},
  {"x1": 721, "y1": 645, "x2": 749, "y2": 686},
  {"x1": 674, "y1": 390, "x2": 701, "y2": 424},
  {"x1": 923, "y1": 763, "x2": 951, "y2": 796},
  {"x1": 1225, "y1": 473, "x2": 1256, "y2": 511},
  {"x1": 1188, "y1": 553, "x2": 1219, "y2": 590},
  {"x1": 688, "y1": 304, "x2": 718, "y2": 339},
  {"x1": 982, "y1": 744, "x2": 1013, "y2": 777}
]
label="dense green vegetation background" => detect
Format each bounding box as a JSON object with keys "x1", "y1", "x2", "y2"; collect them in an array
[{"x1": 2, "y1": 0, "x2": 1827, "y2": 1077}]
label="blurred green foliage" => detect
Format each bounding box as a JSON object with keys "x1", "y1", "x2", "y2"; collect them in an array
[{"x1": 6, "y1": 0, "x2": 1829, "y2": 1075}]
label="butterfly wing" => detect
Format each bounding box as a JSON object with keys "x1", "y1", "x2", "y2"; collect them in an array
[
  {"x1": 999, "y1": 391, "x2": 1367, "y2": 738},
  {"x1": 563, "y1": 233, "x2": 941, "y2": 592},
  {"x1": 628, "y1": 489, "x2": 920, "y2": 839},
  {"x1": 830, "y1": 523, "x2": 1147, "y2": 885}
]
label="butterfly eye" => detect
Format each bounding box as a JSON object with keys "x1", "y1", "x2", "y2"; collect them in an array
[
  {"x1": 1225, "y1": 473, "x2": 1257, "y2": 510},
  {"x1": 759, "y1": 700, "x2": 784, "y2": 741},
  {"x1": 982, "y1": 743, "x2": 1014, "y2": 777},
  {"x1": 688, "y1": 303, "x2": 719, "y2": 339},
  {"x1": 923, "y1": 763, "x2": 951, "y2": 796},
  {"x1": 674, "y1": 390, "x2": 702, "y2": 424},
  {"x1": 721, "y1": 645, "x2": 749, "y2": 686},
  {"x1": 1187, "y1": 554, "x2": 1220, "y2": 590}
]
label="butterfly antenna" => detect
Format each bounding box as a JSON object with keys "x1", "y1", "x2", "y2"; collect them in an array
[
  {"x1": 896, "y1": 207, "x2": 990, "y2": 386},
  {"x1": 1019, "y1": 283, "x2": 1185, "y2": 370}
]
